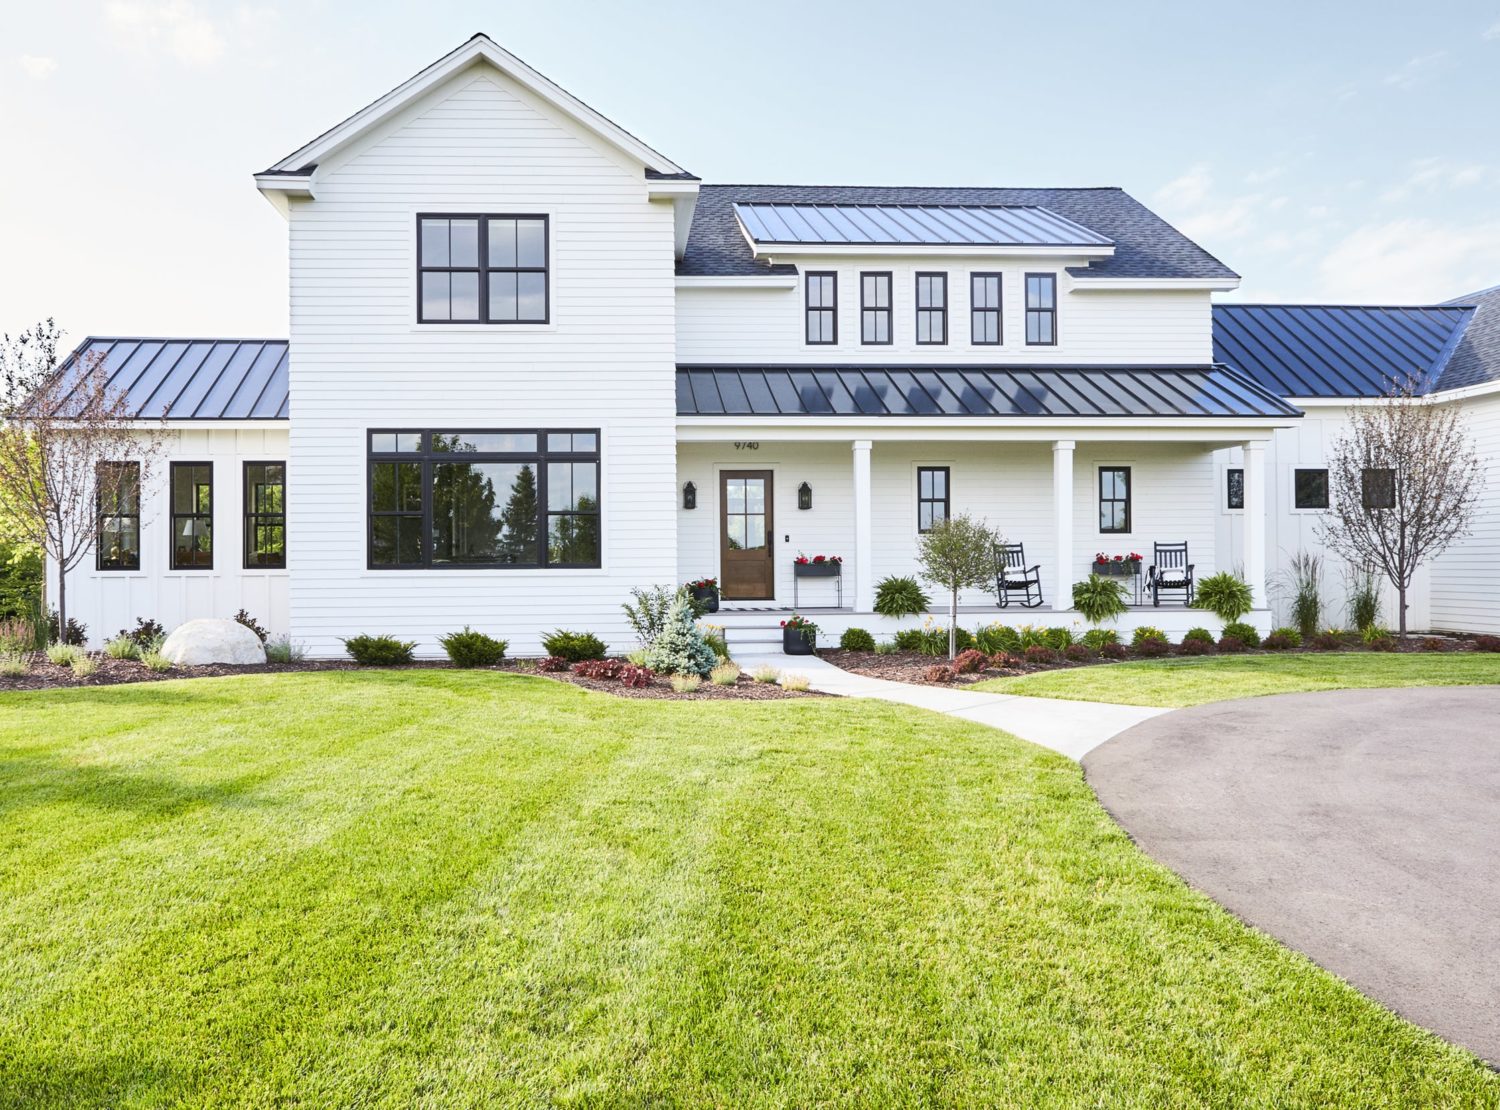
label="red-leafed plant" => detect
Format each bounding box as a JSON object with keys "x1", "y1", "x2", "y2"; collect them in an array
[
  {"x1": 536, "y1": 656, "x2": 571, "y2": 672},
  {"x1": 952, "y1": 648, "x2": 988, "y2": 674},
  {"x1": 619, "y1": 664, "x2": 654, "y2": 687}
]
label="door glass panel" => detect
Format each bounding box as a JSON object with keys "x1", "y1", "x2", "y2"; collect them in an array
[
  {"x1": 726, "y1": 479, "x2": 745, "y2": 513},
  {"x1": 741, "y1": 514, "x2": 766, "y2": 550},
  {"x1": 727, "y1": 515, "x2": 747, "y2": 549},
  {"x1": 745, "y1": 479, "x2": 764, "y2": 513}
]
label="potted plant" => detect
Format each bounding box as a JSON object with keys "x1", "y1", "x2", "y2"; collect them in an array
[
  {"x1": 1092, "y1": 551, "x2": 1143, "y2": 577},
  {"x1": 685, "y1": 577, "x2": 719, "y2": 614},
  {"x1": 793, "y1": 553, "x2": 843, "y2": 578},
  {"x1": 780, "y1": 613, "x2": 818, "y2": 655}
]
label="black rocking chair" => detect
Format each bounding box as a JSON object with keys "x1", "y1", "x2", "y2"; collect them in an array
[
  {"x1": 1147, "y1": 542, "x2": 1195, "y2": 606},
  {"x1": 994, "y1": 543, "x2": 1044, "y2": 608}
]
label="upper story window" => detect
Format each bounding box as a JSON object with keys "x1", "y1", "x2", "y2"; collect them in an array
[
  {"x1": 805, "y1": 272, "x2": 837, "y2": 344},
  {"x1": 96, "y1": 462, "x2": 140, "y2": 571},
  {"x1": 171, "y1": 461, "x2": 213, "y2": 570},
  {"x1": 1098, "y1": 466, "x2": 1131, "y2": 534},
  {"x1": 970, "y1": 273, "x2": 1002, "y2": 345},
  {"x1": 915, "y1": 272, "x2": 947, "y2": 345},
  {"x1": 418, "y1": 214, "x2": 548, "y2": 324},
  {"x1": 1025, "y1": 273, "x2": 1057, "y2": 345},
  {"x1": 245, "y1": 462, "x2": 286, "y2": 569},
  {"x1": 860, "y1": 272, "x2": 892, "y2": 344}
]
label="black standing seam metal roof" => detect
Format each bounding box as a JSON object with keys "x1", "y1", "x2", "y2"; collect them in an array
[
  {"x1": 675, "y1": 365, "x2": 1300, "y2": 420},
  {"x1": 50, "y1": 338, "x2": 290, "y2": 419},
  {"x1": 732, "y1": 202, "x2": 1113, "y2": 248},
  {"x1": 1438, "y1": 284, "x2": 1500, "y2": 391},
  {"x1": 1212, "y1": 304, "x2": 1475, "y2": 398},
  {"x1": 681, "y1": 185, "x2": 1239, "y2": 281}
]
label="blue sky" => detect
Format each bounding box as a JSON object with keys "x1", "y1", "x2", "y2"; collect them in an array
[{"x1": 4, "y1": 0, "x2": 1499, "y2": 340}]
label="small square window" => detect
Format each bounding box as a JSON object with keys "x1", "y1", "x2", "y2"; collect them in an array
[
  {"x1": 1362, "y1": 467, "x2": 1396, "y2": 509},
  {"x1": 1294, "y1": 468, "x2": 1329, "y2": 510}
]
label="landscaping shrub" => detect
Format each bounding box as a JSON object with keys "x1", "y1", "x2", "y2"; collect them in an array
[
  {"x1": 264, "y1": 635, "x2": 306, "y2": 664},
  {"x1": 438, "y1": 627, "x2": 508, "y2": 668},
  {"x1": 1063, "y1": 643, "x2": 1095, "y2": 663},
  {"x1": 710, "y1": 662, "x2": 741, "y2": 686},
  {"x1": 839, "y1": 627, "x2": 876, "y2": 652},
  {"x1": 1040, "y1": 626, "x2": 1075, "y2": 651},
  {"x1": 873, "y1": 641, "x2": 899, "y2": 655},
  {"x1": 1420, "y1": 637, "x2": 1447, "y2": 653},
  {"x1": 1217, "y1": 635, "x2": 1247, "y2": 653},
  {"x1": 923, "y1": 664, "x2": 954, "y2": 683},
  {"x1": 47, "y1": 611, "x2": 86, "y2": 646},
  {"x1": 911, "y1": 623, "x2": 973, "y2": 657},
  {"x1": 104, "y1": 636, "x2": 140, "y2": 660},
  {"x1": 618, "y1": 664, "x2": 653, "y2": 688},
  {"x1": 952, "y1": 648, "x2": 989, "y2": 674},
  {"x1": 542, "y1": 629, "x2": 608, "y2": 663},
  {"x1": 1263, "y1": 628, "x2": 1301, "y2": 650},
  {"x1": 536, "y1": 656, "x2": 571, "y2": 672},
  {"x1": 989, "y1": 651, "x2": 1024, "y2": 670},
  {"x1": 1133, "y1": 637, "x2": 1170, "y2": 658},
  {"x1": 974, "y1": 623, "x2": 1021, "y2": 655},
  {"x1": 1081, "y1": 628, "x2": 1119, "y2": 651},
  {"x1": 1195, "y1": 572, "x2": 1254, "y2": 624},
  {"x1": 1222, "y1": 621, "x2": 1262, "y2": 649},
  {"x1": 621, "y1": 585, "x2": 676, "y2": 645},
  {"x1": 1182, "y1": 627, "x2": 1215, "y2": 647},
  {"x1": 892, "y1": 628, "x2": 925, "y2": 652},
  {"x1": 70, "y1": 654, "x2": 98, "y2": 678},
  {"x1": 1360, "y1": 625, "x2": 1392, "y2": 646},
  {"x1": 699, "y1": 626, "x2": 730, "y2": 663},
  {"x1": 1071, "y1": 574, "x2": 1128, "y2": 627},
  {"x1": 643, "y1": 594, "x2": 717, "y2": 677},
  {"x1": 45, "y1": 643, "x2": 82, "y2": 666},
  {"x1": 118, "y1": 617, "x2": 164, "y2": 650},
  {"x1": 1347, "y1": 569, "x2": 1382, "y2": 633},
  {"x1": 234, "y1": 609, "x2": 269, "y2": 643},
  {"x1": 0, "y1": 619, "x2": 38, "y2": 655},
  {"x1": 1099, "y1": 641, "x2": 1129, "y2": 660},
  {"x1": 142, "y1": 651, "x2": 172, "y2": 673},
  {"x1": 0, "y1": 652, "x2": 28, "y2": 677},
  {"x1": 1023, "y1": 644, "x2": 1057, "y2": 665},
  {"x1": 779, "y1": 673, "x2": 811, "y2": 692},
  {"x1": 342, "y1": 635, "x2": 416, "y2": 666},
  {"x1": 1131, "y1": 626, "x2": 1167, "y2": 647},
  {"x1": 1473, "y1": 635, "x2": 1500, "y2": 652},
  {"x1": 574, "y1": 659, "x2": 625, "y2": 680},
  {"x1": 669, "y1": 674, "x2": 701, "y2": 693},
  {"x1": 750, "y1": 664, "x2": 780, "y2": 683},
  {"x1": 1310, "y1": 630, "x2": 1347, "y2": 651},
  {"x1": 1287, "y1": 551, "x2": 1324, "y2": 641},
  {"x1": 872, "y1": 574, "x2": 931, "y2": 618},
  {"x1": 1179, "y1": 638, "x2": 1214, "y2": 656}
]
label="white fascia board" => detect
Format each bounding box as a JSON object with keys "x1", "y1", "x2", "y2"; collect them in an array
[
  {"x1": 125, "y1": 419, "x2": 291, "y2": 431},
  {"x1": 745, "y1": 241, "x2": 1115, "y2": 260},
  {"x1": 261, "y1": 35, "x2": 687, "y2": 179},
  {"x1": 647, "y1": 184, "x2": 700, "y2": 262},
  {"x1": 253, "y1": 173, "x2": 314, "y2": 218},
  {"x1": 1291, "y1": 380, "x2": 1500, "y2": 407},
  {"x1": 675, "y1": 275, "x2": 800, "y2": 289},
  {"x1": 676, "y1": 417, "x2": 1290, "y2": 443},
  {"x1": 1068, "y1": 277, "x2": 1241, "y2": 291}
]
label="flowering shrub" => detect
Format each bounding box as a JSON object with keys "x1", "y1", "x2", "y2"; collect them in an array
[
  {"x1": 1093, "y1": 552, "x2": 1143, "y2": 564},
  {"x1": 685, "y1": 577, "x2": 718, "y2": 590},
  {"x1": 536, "y1": 656, "x2": 572, "y2": 672},
  {"x1": 1131, "y1": 626, "x2": 1167, "y2": 647},
  {"x1": 1024, "y1": 644, "x2": 1057, "y2": 664},
  {"x1": 1099, "y1": 641, "x2": 1129, "y2": 660},
  {"x1": 1063, "y1": 643, "x2": 1095, "y2": 663},
  {"x1": 1081, "y1": 627, "x2": 1119, "y2": 650},
  {"x1": 924, "y1": 664, "x2": 954, "y2": 683},
  {"x1": 953, "y1": 648, "x2": 989, "y2": 674},
  {"x1": 794, "y1": 553, "x2": 843, "y2": 565}
]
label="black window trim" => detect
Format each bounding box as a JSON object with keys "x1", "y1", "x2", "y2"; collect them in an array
[
  {"x1": 916, "y1": 465, "x2": 950, "y2": 534},
  {"x1": 1226, "y1": 467, "x2": 1244, "y2": 511},
  {"x1": 1098, "y1": 464, "x2": 1131, "y2": 535},
  {"x1": 1025, "y1": 271, "x2": 1058, "y2": 347},
  {"x1": 915, "y1": 271, "x2": 948, "y2": 346},
  {"x1": 169, "y1": 460, "x2": 214, "y2": 571},
  {"x1": 804, "y1": 270, "x2": 838, "y2": 345},
  {"x1": 1293, "y1": 467, "x2": 1330, "y2": 511},
  {"x1": 416, "y1": 213, "x2": 550, "y2": 326},
  {"x1": 243, "y1": 460, "x2": 287, "y2": 570},
  {"x1": 970, "y1": 271, "x2": 1003, "y2": 346},
  {"x1": 366, "y1": 427, "x2": 601, "y2": 570},
  {"x1": 859, "y1": 270, "x2": 893, "y2": 346},
  {"x1": 96, "y1": 460, "x2": 141, "y2": 572}
]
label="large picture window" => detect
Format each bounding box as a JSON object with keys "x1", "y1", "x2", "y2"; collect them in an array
[
  {"x1": 245, "y1": 462, "x2": 286, "y2": 569},
  {"x1": 368, "y1": 429, "x2": 600, "y2": 569},
  {"x1": 860, "y1": 271, "x2": 892, "y2": 344},
  {"x1": 1025, "y1": 273, "x2": 1057, "y2": 345},
  {"x1": 970, "y1": 272, "x2": 1002, "y2": 345},
  {"x1": 1098, "y1": 466, "x2": 1131, "y2": 534},
  {"x1": 915, "y1": 272, "x2": 947, "y2": 344},
  {"x1": 171, "y1": 461, "x2": 213, "y2": 569},
  {"x1": 418, "y1": 214, "x2": 548, "y2": 324},
  {"x1": 96, "y1": 461, "x2": 140, "y2": 571},
  {"x1": 805, "y1": 272, "x2": 837, "y2": 344}
]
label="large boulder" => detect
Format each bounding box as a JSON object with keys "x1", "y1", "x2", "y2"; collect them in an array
[{"x1": 160, "y1": 619, "x2": 267, "y2": 666}]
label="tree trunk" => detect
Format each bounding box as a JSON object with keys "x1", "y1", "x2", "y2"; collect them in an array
[
  {"x1": 56, "y1": 563, "x2": 66, "y2": 646},
  {"x1": 949, "y1": 587, "x2": 958, "y2": 660},
  {"x1": 1398, "y1": 584, "x2": 1408, "y2": 639}
]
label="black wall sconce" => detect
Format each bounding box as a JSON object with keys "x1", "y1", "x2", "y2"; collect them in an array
[
  {"x1": 683, "y1": 481, "x2": 697, "y2": 509},
  {"x1": 797, "y1": 481, "x2": 812, "y2": 510}
]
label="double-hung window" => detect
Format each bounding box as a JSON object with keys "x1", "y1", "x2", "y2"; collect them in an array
[
  {"x1": 1025, "y1": 273, "x2": 1057, "y2": 345},
  {"x1": 805, "y1": 272, "x2": 837, "y2": 344},
  {"x1": 368, "y1": 430, "x2": 601, "y2": 569},
  {"x1": 1099, "y1": 466, "x2": 1131, "y2": 534},
  {"x1": 970, "y1": 273, "x2": 1002, "y2": 345},
  {"x1": 96, "y1": 462, "x2": 140, "y2": 571},
  {"x1": 244, "y1": 462, "x2": 286, "y2": 569},
  {"x1": 418, "y1": 214, "x2": 548, "y2": 324},
  {"x1": 916, "y1": 272, "x2": 947, "y2": 344},
  {"x1": 171, "y1": 462, "x2": 213, "y2": 569},
  {"x1": 917, "y1": 466, "x2": 949, "y2": 532},
  {"x1": 860, "y1": 272, "x2": 892, "y2": 344}
]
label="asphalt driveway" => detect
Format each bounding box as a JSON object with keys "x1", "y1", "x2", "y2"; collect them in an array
[{"x1": 1085, "y1": 685, "x2": 1500, "y2": 1065}]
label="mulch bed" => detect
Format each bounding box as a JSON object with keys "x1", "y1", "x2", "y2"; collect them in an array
[{"x1": 0, "y1": 654, "x2": 823, "y2": 700}]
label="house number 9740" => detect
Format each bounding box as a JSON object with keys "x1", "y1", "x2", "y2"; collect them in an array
[{"x1": 734, "y1": 441, "x2": 760, "y2": 450}]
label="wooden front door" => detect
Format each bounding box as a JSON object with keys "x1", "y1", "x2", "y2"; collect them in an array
[{"x1": 720, "y1": 470, "x2": 774, "y2": 600}]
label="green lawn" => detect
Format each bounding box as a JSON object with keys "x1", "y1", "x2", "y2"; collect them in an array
[
  {"x1": 971, "y1": 652, "x2": 1500, "y2": 707},
  {"x1": 1, "y1": 672, "x2": 1493, "y2": 1107}
]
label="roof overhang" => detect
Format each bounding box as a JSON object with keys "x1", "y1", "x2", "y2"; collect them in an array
[
  {"x1": 676, "y1": 417, "x2": 1288, "y2": 444},
  {"x1": 745, "y1": 241, "x2": 1116, "y2": 260},
  {"x1": 675, "y1": 274, "x2": 800, "y2": 290}
]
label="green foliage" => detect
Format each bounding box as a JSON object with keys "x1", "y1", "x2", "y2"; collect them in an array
[
  {"x1": 342, "y1": 635, "x2": 416, "y2": 666},
  {"x1": 709, "y1": 663, "x2": 741, "y2": 687},
  {"x1": 1263, "y1": 627, "x2": 1303, "y2": 650},
  {"x1": 118, "y1": 617, "x2": 164, "y2": 650},
  {"x1": 0, "y1": 539, "x2": 42, "y2": 626},
  {"x1": 1361, "y1": 624, "x2": 1393, "y2": 645},
  {"x1": 438, "y1": 627, "x2": 508, "y2": 668},
  {"x1": 45, "y1": 642, "x2": 82, "y2": 666},
  {"x1": 625, "y1": 648, "x2": 650, "y2": 668},
  {"x1": 0, "y1": 618, "x2": 38, "y2": 655},
  {"x1": 1081, "y1": 628, "x2": 1119, "y2": 651},
  {"x1": 69, "y1": 654, "x2": 97, "y2": 678},
  {"x1": 839, "y1": 627, "x2": 876, "y2": 652},
  {"x1": 872, "y1": 575, "x2": 931, "y2": 618},
  {"x1": 669, "y1": 673, "x2": 701, "y2": 693},
  {"x1": 873, "y1": 641, "x2": 899, "y2": 655},
  {"x1": 1040, "y1": 627, "x2": 1075, "y2": 652},
  {"x1": 916, "y1": 515, "x2": 1001, "y2": 658},
  {"x1": 1182, "y1": 627, "x2": 1216, "y2": 646},
  {"x1": 1347, "y1": 569, "x2": 1382, "y2": 633},
  {"x1": 541, "y1": 630, "x2": 607, "y2": 663},
  {"x1": 264, "y1": 636, "x2": 306, "y2": 664},
  {"x1": 1131, "y1": 626, "x2": 1167, "y2": 647},
  {"x1": 47, "y1": 611, "x2": 86, "y2": 647},
  {"x1": 643, "y1": 593, "x2": 717, "y2": 678},
  {"x1": 1071, "y1": 574, "x2": 1128, "y2": 627},
  {"x1": 141, "y1": 651, "x2": 173, "y2": 673},
  {"x1": 1195, "y1": 572, "x2": 1255, "y2": 624},
  {"x1": 0, "y1": 651, "x2": 26, "y2": 676},
  {"x1": 750, "y1": 664, "x2": 780, "y2": 683},
  {"x1": 233, "y1": 609, "x2": 269, "y2": 644},
  {"x1": 621, "y1": 585, "x2": 677, "y2": 646},
  {"x1": 103, "y1": 636, "x2": 140, "y2": 660},
  {"x1": 1222, "y1": 621, "x2": 1262, "y2": 649},
  {"x1": 1286, "y1": 552, "x2": 1323, "y2": 640},
  {"x1": 892, "y1": 628, "x2": 924, "y2": 652},
  {"x1": 973, "y1": 623, "x2": 1021, "y2": 655},
  {"x1": 901, "y1": 624, "x2": 974, "y2": 657},
  {"x1": 700, "y1": 627, "x2": 730, "y2": 662}
]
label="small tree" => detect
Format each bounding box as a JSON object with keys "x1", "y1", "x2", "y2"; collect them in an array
[
  {"x1": 643, "y1": 589, "x2": 717, "y2": 677},
  {"x1": 915, "y1": 514, "x2": 1000, "y2": 660},
  {"x1": 1318, "y1": 376, "x2": 1483, "y2": 637},
  {"x1": 0, "y1": 330, "x2": 166, "y2": 639}
]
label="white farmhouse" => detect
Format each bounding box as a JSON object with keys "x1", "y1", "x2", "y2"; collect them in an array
[{"x1": 43, "y1": 35, "x2": 1500, "y2": 654}]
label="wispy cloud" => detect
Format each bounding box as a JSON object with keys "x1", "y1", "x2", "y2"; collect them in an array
[
  {"x1": 1154, "y1": 164, "x2": 1213, "y2": 209},
  {"x1": 1384, "y1": 50, "x2": 1449, "y2": 90},
  {"x1": 103, "y1": 2, "x2": 278, "y2": 68},
  {"x1": 1317, "y1": 218, "x2": 1500, "y2": 301},
  {"x1": 1484, "y1": 20, "x2": 1500, "y2": 40},
  {"x1": 1381, "y1": 157, "x2": 1488, "y2": 202},
  {"x1": 18, "y1": 54, "x2": 57, "y2": 79}
]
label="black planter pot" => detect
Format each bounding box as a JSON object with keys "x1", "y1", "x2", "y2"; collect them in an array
[
  {"x1": 1093, "y1": 561, "x2": 1141, "y2": 578},
  {"x1": 794, "y1": 562, "x2": 842, "y2": 578},
  {"x1": 782, "y1": 625, "x2": 816, "y2": 655},
  {"x1": 690, "y1": 585, "x2": 719, "y2": 613}
]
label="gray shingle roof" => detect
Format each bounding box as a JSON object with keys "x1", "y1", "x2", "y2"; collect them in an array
[
  {"x1": 52, "y1": 338, "x2": 289, "y2": 419},
  {"x1": 676, "y1": 364, "x2": 1298, "y2": 419},
  {"x1": 1437, "y1": 284, "x2": 1500, "y2": 391},
  {"x1": 680, "y1": 185, "x2": 1239, "y2": 281}
]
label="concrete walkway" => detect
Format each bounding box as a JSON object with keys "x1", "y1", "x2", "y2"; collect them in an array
[{"x1": 737, "y1": 648, "x2": 1164, "y2": 760}]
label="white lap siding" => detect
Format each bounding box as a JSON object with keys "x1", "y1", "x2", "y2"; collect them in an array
[{"x1": 47, "y1": 426, "x2": 290, "y2": 646}]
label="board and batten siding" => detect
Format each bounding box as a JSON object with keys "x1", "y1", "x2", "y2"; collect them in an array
[
  {"x1": 47, "y1": 426, "x2": 291, "y2": 646},
  {"x1": 286, "y1": 64, "x2": 678, "y2": 657},
  {"x1": 1429, "y1": 392, "x2": 1500, "y2": 633},
  {"x1": 676, "y1": 267, "x2": 1213, "y2": 365}
]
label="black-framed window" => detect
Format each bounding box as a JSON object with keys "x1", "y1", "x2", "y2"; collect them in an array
[
  {"x1": 170, "y1": 461, "x2": 213, "y2": 570},
  {"x1": 1362, "y1": 467, "x2": 1396, "y2": 510},
  {"x1": 1294, "y1": 468, "x2": 1329, "y2": 510},
  {"x1": 971, "y1": 272, "x2": 1002, "y2": 345},
  {"x1": 1025, "y1": 273, "x2": 1057, "y2": 345},
  {"x1": 860, "y1": 271, "x2": 891, "y2": 344},
  {"x1": 917, "y1": 466, "x2": 949, "y2": 532},
  {"x1": 1226, "y1": 467, "x2": 1244, "y2": 510},
  {"x1": 916, "y1": 272, "x2": 947, "y2": 344},
  {"x1": 368, "y1": 429, "x2": 600, "y2": 569},
  {"x1": 1099, "y1": 466, "x2": 1131, "y2": 534},
  {"x1": 805, "y1": 272, "x2": 837, "y2": 344},
  {"x1": 244, "y1": 462, "x2": 286, "y2": 569},
  {"x1": 418, "y1": 214, "x2": 548, "y2": 324},
  {"x1": 96, "y1": 461, "x2": 140, "y2": 571}
]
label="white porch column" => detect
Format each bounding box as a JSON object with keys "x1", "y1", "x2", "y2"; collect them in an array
[
  {"x1": 1052, "y1": 440, "x2": 1075, "y2": 611},
  {"x1": 1242, "y1": 440, "x2": 1267, "y2": 608},
  {"x1": 852, "y1": 439, "x2": 874, "y2": 612}
]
